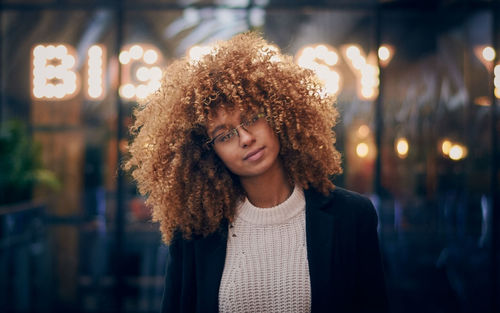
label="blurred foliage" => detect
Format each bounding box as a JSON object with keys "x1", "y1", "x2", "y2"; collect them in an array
[{"x1": 0, "y1": 120, "x2": 60, "y2": 205}]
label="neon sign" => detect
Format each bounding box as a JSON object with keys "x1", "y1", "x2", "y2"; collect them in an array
[{"x1": 31, "y1": 42, "x2": 394, "y2": 101}]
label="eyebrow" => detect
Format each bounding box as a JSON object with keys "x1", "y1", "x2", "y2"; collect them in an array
[{"x1": 209, "y1": 124, "x2": 229, "y2": 138}]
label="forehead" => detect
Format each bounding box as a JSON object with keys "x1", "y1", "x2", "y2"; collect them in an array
[{"x1": 206, "y1": 108, "x2": 242, "y2": 132}]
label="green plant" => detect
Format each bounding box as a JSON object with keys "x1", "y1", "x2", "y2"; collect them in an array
[{"x1": 0, "y1": 120, "x2": 60, "y2": 205}]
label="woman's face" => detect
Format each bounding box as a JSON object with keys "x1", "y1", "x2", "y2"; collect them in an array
[{"x1": 206, "y1": 108, "x2": 282, "y2": 180}]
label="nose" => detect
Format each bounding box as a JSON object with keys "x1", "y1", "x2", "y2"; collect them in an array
[{"x1": 238, "y1": 127, "x2": 255, "y2": 148}]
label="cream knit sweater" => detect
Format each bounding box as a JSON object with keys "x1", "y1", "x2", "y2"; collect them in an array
[{"x1": 218, "y1": 185, "x2": 311, "y2": 313}]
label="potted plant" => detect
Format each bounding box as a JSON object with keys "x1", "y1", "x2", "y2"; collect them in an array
[{"x1": 0, "y1": 119, "x2": 60, "y2": 205}]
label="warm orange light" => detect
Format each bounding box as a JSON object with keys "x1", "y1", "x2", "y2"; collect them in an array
[
  {"x1": 136, "y1": 67, "x2": 150, "y2": 82},
  {"x1": 346, "y1": 45, "x2": 361, "y2": 60},
  {"x1": 483, "y1": 46, "x2": 495, "y2": 62},
  {"x1": 357, "y1": 125, "x2": 370, "y2": 138},
  {"x1": 356, "y1": 142, "x2": 369, "y2": 158},
  {"x1": 119, "y1": 51, "x2": 131, "y2": 64},
  {"x1": 378, "y1": 44, "x2": 395, "y2": 67},
  {"x1": 378, "y1": 46, "x2": 390, "y2": 61},
  {"x1": 32, "y1": 44, "x2": 79, "y2": 100},
  {"x1": 449, "y1": 145, "x2": 465, "y2": 161},
  {"x1": 87, "y1": 45, "x2": 105, "y2": 100},
  {"x1": 129, "y1": 45, "x2": 144, "y2": 60},
  {"x1": 441, "y1": 140, "x2": 452, "y2": 155},
  {"x1": 143, "y1": 49, "x2": 158, "y2": 64},
  {"x1": 395, "y1": 138, "x2": 409, "y2": 158},
  {"x1": 296, "y1": 44, "x2": 341, "y2": 97},
  {"x1": 119, "y1": 84, "x2": 135, "y2": 99},
  {"x1": 441, "y1": 139, "x2": 467, "y2": 161},
  {"x1": 361, "y1": 87, "x2": 375, "y2": 99},
  {"x1": 342, "y1": 45, "x2": 379, "y2": 100},
  {"x1": 120, "y1": 44, "x2": 163, "y2": 100},
  {"x1": 494, "y1": 64, "x2": 500, "y2": 99},
  {"x1": 188, "y1": 45, "x2": 217, "y2": 64},
  {"x1": 475, "y1": 45, "x2": 495, "y2": 71},
  {"x1": 259, "y1": 44, "x2": 281, "y2": 63}
]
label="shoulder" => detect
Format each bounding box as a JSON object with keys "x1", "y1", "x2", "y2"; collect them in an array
[{"x1": 304, "y1": 186, "x2": 377, "y2": 221}]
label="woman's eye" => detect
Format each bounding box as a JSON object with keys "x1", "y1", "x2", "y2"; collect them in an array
[
  {"x1": 246, "y1": 116, "x2": 258, "y2": 126},
  {"x1": 217, "y1": 133, "x2": 233, "y2": 143}
]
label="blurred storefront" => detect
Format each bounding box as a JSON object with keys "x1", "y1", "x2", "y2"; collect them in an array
[{"x1": 0, "y1": 0, "x2": 499, "y2": 312}]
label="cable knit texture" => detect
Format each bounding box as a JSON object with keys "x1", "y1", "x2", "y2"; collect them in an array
[{"x1": 218, "y1": 185, "x2": 311, "y2": 313}]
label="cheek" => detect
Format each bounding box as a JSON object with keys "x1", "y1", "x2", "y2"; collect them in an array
[
  {"x1": 267, "y1": 130, "x2": 281, "y2": 153},
  {"x1": 214, "y1": 148, "x2": 239, "y2": 170}
]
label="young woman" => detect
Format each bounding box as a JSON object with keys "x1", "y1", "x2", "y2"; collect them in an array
[{"x1": 126, "y1": 33, "x2": 389, "y2": 313}]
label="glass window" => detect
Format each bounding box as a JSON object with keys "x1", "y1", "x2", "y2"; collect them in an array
[
  {"x1": 380, "y1": 9, "x2": 494, "y2": 313},
  {"x1": 1, "y1": 2, "x2": 498, "y2": 313}
]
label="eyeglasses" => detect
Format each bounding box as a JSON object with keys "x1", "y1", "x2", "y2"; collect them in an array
[{"x1": 206, "y1": 113, "x2": 267, "y2": 148}]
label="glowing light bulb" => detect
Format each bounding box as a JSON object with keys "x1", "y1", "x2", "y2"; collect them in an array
[
  {"x1": 356, "y1": 142, "x2": 369, "y2": 158},
  {"x1": 495, "y1": 64, "x2": 500, "y2": 98},
  {"x1": 130, "y1": 45, "x2": 144, "y2": 60},
  {"x1": 361, "y1": 87, "x2": 375, "y2": 99},
  {"x1": 352, "y1": 56, "x2": 366, "y2": 70},
  {"x1": 119, "y1": 44, "x2": 164, "y2": 101},
  {"x1": 55, "y1": 45, "x2": 67, "y2": 56},
  {"x1": 149, "y1": 67, "x2": 162, "y2": 81},
  {"x1": 441, "y1": 140, "x2": 452, "y2": 155},
  {"x1": 324, "y1": 51, "x2": 338, "y2": 66},
  {"x1": 482, "y1": 46, "x2": 495, "y2": 62},
  {"x1": 143, "y1": 49, "x2": 158, "y2": 64},
  {"x1": 136, "y1": 66, "x2": 150, "y2": 82},
  {"x1": 136, "y1": 84, "x2": 149, "y2": 99},
  {"x1": 346, "y1": 46, "x2": 361, "y2": 60},
  {"x1": 89, "y1": 87, "x2": 103, "y2": 99},
  {"x1": 119, "y1": 84, "x2": 135, "y2": 99},
  {"x1": 296, "y1": 44, "x2": 341, "y2": 97},
  {"x1": 31, "y1": 44, "x2": 78, "y2": 100},
  {"x1": 88, "y1": 46, "x2": 103, "y2": 58},
  {"x1": 188, "y1": 45, "x2": 215, "y2": 63},
  {"x1": 357, "y1": 125, "x2": 370, "y2": 138},
  {"x1": 378, "y1": 46, "x2": 391, "y2": 61},
  {"x1": 396, "y1": 138, "x2": 409, "y2": 158},
  {"x1": 148, "y1": 80, "x2": 161, "y2": 92},
  {"x1": 62, "y1": 54, "x2": 76, "y2": 68},
  {"x1": 33, "y1": 45, "x2": 44, "y2": 56},
  {"x1": 86, "y1": 45, "x2": 105, "y2": 100},
  {"x1": 449, "y1": 145, "x2": 464, "y2": 160},
  {"x1": 119, "y1": 51, "x2": 131, "y2": 64}
]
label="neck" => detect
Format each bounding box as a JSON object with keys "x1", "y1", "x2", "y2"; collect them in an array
[{"x1": 239, "y1": 160, "x2": 292, "y2": 208}]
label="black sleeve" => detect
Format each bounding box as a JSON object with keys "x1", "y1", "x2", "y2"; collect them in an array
[
  {"x1": 354, "y1": 198, "x2": 390, "y2": 313},
  {"x1": 160, "y1": 233, "x2": 196, "y2": 313},
  {"x1": 161, "y1": 234, "x2": 183, "y2": 313}
]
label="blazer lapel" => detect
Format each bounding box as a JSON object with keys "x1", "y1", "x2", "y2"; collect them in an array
[
  {"x1": 194, "y1": 219, "x2": 228, "y2": 313},
  {"x1": 305, "y1": 188, "x2": 336, "y2": 312}
]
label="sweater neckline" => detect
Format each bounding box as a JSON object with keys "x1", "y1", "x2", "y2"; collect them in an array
[{"x1": 236, "y1": 185, "x2": 305, "y2": 225}]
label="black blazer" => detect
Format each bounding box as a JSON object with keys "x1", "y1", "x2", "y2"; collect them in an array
[{"x1": 161, "y1": 187, "x2": 389, "y2": 313}]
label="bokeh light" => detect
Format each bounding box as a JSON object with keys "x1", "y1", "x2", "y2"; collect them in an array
[
  {"x1": 396, "y1": 137, "x2": 409, "y2": 158},
  {"x1": 356, "y1": 142, "x2": 369, "y2": 158}
]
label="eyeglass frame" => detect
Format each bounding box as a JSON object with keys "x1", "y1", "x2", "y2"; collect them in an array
[{"x1": 205, "y1": 112, "x2": 268, "y2": 148}]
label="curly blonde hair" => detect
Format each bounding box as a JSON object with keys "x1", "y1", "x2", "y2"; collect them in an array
[{"x1": 125, "y1": 32, "x2": 342, "y2": 244}]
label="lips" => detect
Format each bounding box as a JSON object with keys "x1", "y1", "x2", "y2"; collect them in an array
[{"x1": 243, "y1": 147, "x2": 265, "y2": 161}]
